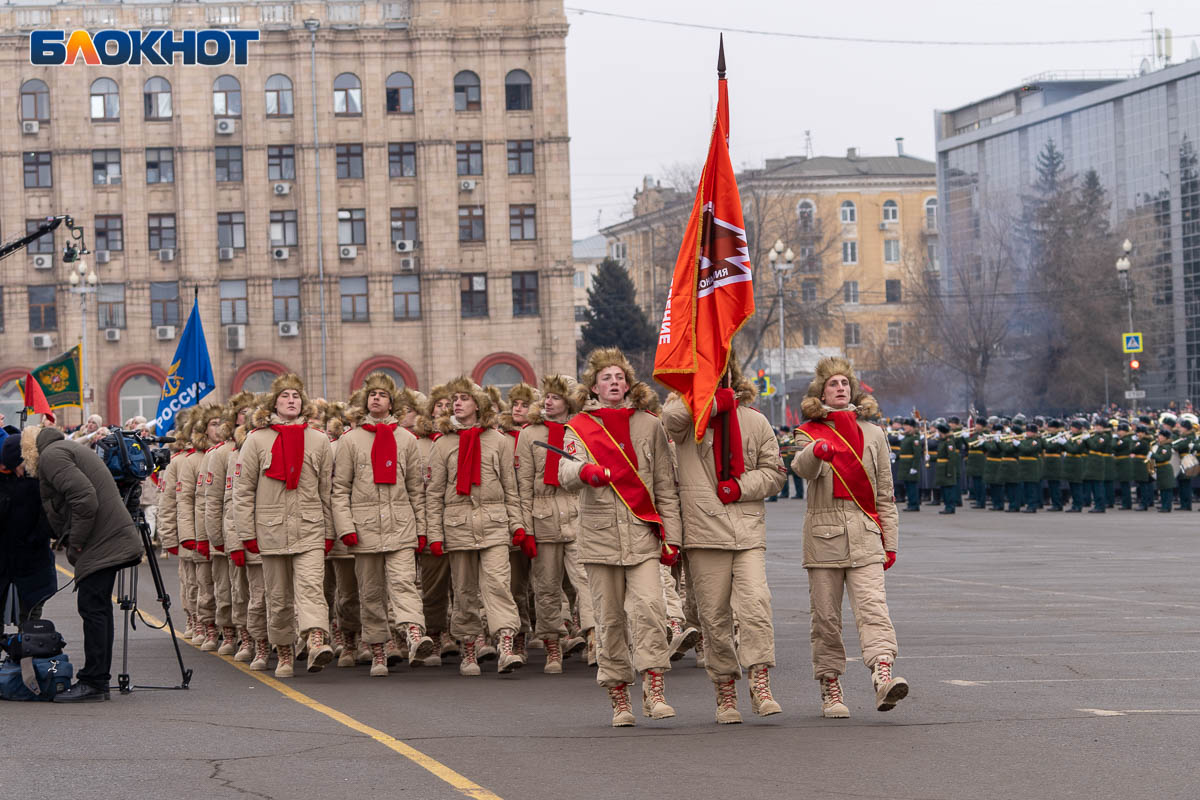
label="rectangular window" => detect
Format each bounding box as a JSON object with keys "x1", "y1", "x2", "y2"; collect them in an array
[
  {"x1": 97, "y1": 283, "x2": 125, "y2": 329},
  {"x1": 26, "y1": 219, "x2": 53, "y2": 254},
  {"x1": 392, "y1": 274, "x2": 421, "y2": 320},
  {"x1": 92, "y1": 149, "x2": 121, "y2": 185},
  {"x1": 338, "y1": 209, "x2": 366, "y2": 245},
  {"x1": 28, "y1": 285, "x2": 56, "y2": 331},
  {"x1": 883, "y1": 239, "x2": 900, "y2": 263},
  {"x1": 885, "y1": 279, "x2": 902, "y2": 303},
  {"x1": 340, "y1": 276, "x2": 369, "y2": 322},
  {"x1": 336, "y1": 143, "x2": 364, "y2": 179},
  {"x1": 575, "y1": 305, "x2": 587, "y2": 322},
  {"x1": 148, "y1": 214, "x2": 176, "y2": 250},
  {"x1": 217, "y1": 212, "x2": 246, "y2": 249},
  {"x1": 801, "y1": 279, "x2": 818, "y2": 303},
  {"x1": 23, "y1": 151, "x2": 52, "y2": 188},
  {"x1": 273, "y1": 278, "x2": 301, "y2": 323},
  {"x1": 150, "y1": 281, "x2": 179, "y2": 327},
  {"x1": 214, "y1": 146, "x2": 243, "y2": 182},
  {"x1": 926, "y1": 242, "x2": 940, "y2": 271},
  {"x1": 267, "y1": 145, "x2": 295, "y2": 180},
  {"x1": 458, "y1": 206, "x2": 485, "y2": 242},
  {"x1": 388, "y1": 142, "x2": 417, "y2": 178},
  {"x1": 460, "y1": 273, "x2": 488, "y2": 318},
  {"x1": 887, "y1": 321, "x2": 902, "y2": 347},
  {"x1": 507, "y1": 140, "x2": 534, "y2": 174},
  {"x1": 512, "y1": 271, "x2": 539, "y2": 316},
  {"x1": 842, "y1": 240, "x2": 858, "y2": 265},
  {"x1": 574, "y1": 271, "x2": 586, "y2": 289},
  {"x1": 269, "y1": 210, "x2": 298, "y2": 247},
  {"x1": 95, "y1": 215, "x2": 124, "y2": 251},
  {"x1": 843, "y1": 281, "x2": 859, "y2": 304},
  {"x1": 456, "y1": 141, "x2": 483, "y2": 176},
  {"x1": 219, "y1": 280, "x2": 248, "y2": 325},
  {"x1": 844, "y1": 323, "x2": 861, "y2": 347},
  {"x1": 509, "y1": 204, "x2": 537, "y2": 241},
  {"x1": 803, "y1": 323, "x2": 820, "y2": 346},
  {"x1": 390, "y1": 207, "x2": 419, "y2": 243},
  {"x1": 146, "y1": 147, "x2": 174, "y2": 184}
]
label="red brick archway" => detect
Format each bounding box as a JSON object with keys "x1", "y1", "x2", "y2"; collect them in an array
[
  {"x1": 106, "y1": 362, "x2": 168, "y2": 423},
  {"x1": 350, "y1": 356, "x2": 419, "y2": 394},
  {"x1": 472, "y1": 352, "x2": 536, "y2": 386},
  {"x1": 231, "y1": 359, "x2": 291, "y2": 394}
]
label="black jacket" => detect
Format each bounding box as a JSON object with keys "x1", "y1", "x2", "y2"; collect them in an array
[{"x1": 0, "y1": 472, "x2": 56, "y2": 579}]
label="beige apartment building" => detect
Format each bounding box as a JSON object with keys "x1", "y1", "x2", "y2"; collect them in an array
[{"x1": 0, "y1": 0, "x2": 574, "y2": 425}]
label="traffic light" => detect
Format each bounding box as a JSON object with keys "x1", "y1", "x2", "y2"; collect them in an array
[
  {"x1": 1130, "y1": 359, "x2": 1141, "y2": 371},
  {"x1": 754, "y1": 369, "x2": 767, "y2": 395}
]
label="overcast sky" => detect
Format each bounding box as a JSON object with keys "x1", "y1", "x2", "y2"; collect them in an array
[{"x1": 565, "y1": 1, "x2": 1200, "y2": 239}]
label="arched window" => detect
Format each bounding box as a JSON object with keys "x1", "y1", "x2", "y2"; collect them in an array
[
  {"x1": 375, "y1": 367, "x2": 407, "y2": 388},
  {"x1": 481, "y1": 363, "x2": 523, "y2": 395},
  {"x1": 0, "y1": 377, "x2": 24, "y2": 423},
  {"x1": 90, "y1": 78, "x2": 119, "y2": 120},
  {"x1": 504, "y1": 69, "x2": 532, "y2": 111},
  {"x1": 925, "y1": 197, "x2": 938, "y2": 231},
  {"x1": 453, "y1": 70, "x2": 481, "y2": 112},
  {"x1": 118, "y1": 375, "x2": 161, "y2": 421},
  {"x1": 797, "y1": 200, "x2": 815, "y2": 232},
  {"x1": 386, "y1": 71, "x2": 414, "y2": 114},
  {"x1": 143, "y1": 76, "x2": 172, "y2": 120},
  {"x1": 20, "y1": 79, "x2": 49, "y2": 122},
  {"x1": 882, "y1": 199, "x2": 898, "y2": 223},
  {"x1": 840, "y1": 200, "x2": 857, "y2": 224},
  {"x1": 242, "y1": 370, "x2": 280, "y2": 393},
  {"x1": 265, "y1": 74, "x2": 293, "y2": 117},
  {"x1": 333, "y1": 73, "x2": 362, "y2": 115},
  {"x1": 213, "y1": 75, "x2": 241, "y2": 117}
]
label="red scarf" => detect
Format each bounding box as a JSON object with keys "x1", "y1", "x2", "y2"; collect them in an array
[
  {"x1": 825, "y1": 410, "x2": 864, "y2": 502},
  {"x1": 455, "y1": 426, "x2": 484, "y2": 495},
  {"x1": 797, "y1": 411, "x2": 882, "y2": 535},
  {"x1": 592, "y1": 408, "x2": 638, "y2": 469},
  {"x1": 543, "y1": 421, "x2": 566, "y2": 486},
  {"x1": 506, "y1": 428, "x2": 520, "y2": 450},
  {"x1": 266, "y1": 424, "x2": 306, "y2": 490},
  {"x1": 709, "y1": 406, "x2": 745, "y2": 480},
  {"x1": 362, "y1": 422, "x2": 398, "y2": 484}
]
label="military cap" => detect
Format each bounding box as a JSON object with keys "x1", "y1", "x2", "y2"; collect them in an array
[
  {"x1": 935, "y1": 422, "x2": 950, "y2": 434},
  {"x1": 1118, "y1": 421, "x2": 1130, "y2": 432},
  {"x1": 1069, "y1": 419, "x2": 1085, "y2": 430}
]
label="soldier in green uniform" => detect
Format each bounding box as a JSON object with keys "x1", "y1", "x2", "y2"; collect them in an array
[
  {"x1": 1063, "y1": 419, "x2": 1087, "y2": 512},
  {"x1": 1083, "y1": 419, "x2": 1109, "y2": 513},
  {"x1": 1000, "y1": 421, "x2": 1021, "y2": 513},
  {"x1": 1042, "y1": 419, "x2": 1065, "y2": 511},
  {"x1": 887, "y1": 419, "x2": 905, "y2": 505},
  {"x1": 933, "y1": 422, "x2": 959, "y2": 514},
  {"x1": 1172, "y1": 418, "x2": 1195, "y2": 510},
  {"x1": 948, "y1": 416, "x2": 967, "y2": 508},
  {"x1": 1017, "y1": 422, "x2": 1043, "y2": 513},
  {"x1": 982, "y1": 421, "x2": 1005, "y2": 511},
  {"x1": 1131, "y1": 424, "x2": 1154, "y2": 511},
  {"x1": 898, "y1": 419, "x2": 921, "y2": 512},
  {"x1": 1112, "y1": 422, "x2": 1135, "y2": 510},
  {"x1": 1151, "y1": 427, "x2": 1177, "y2": 512},
  {"x1": 1102, "y1": 420, "x2": 1118, "y2": 509},
  {"x1": 965, "y1": 419, "x2": 988, "y2": 508}
]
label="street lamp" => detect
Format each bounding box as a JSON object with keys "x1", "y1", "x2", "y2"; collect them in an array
[
  {"x1": 68, "y1": 258, "x2": 98, "y2": 418},
  {"x1": 1115, "y1": 238, "x2": 1136, "y2": 411},
  {"x1": 767, "y1": 238, "x2": 794, "y2": 427},
  {"x1": 304, "y1": 17, "x2": 329, "y2": 398}
]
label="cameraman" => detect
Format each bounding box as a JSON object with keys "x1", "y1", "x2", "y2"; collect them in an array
[
  {"x1": 14, "y1": 425, "x2": 143, "y2": 702},
  {"x1": 0, "y1": 430, "x2": 57, "y2": 622}
]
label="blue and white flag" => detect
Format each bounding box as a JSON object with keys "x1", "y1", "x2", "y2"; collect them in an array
[{"x1": 152, "y1": 299, "x2": 215, "y2": 434}]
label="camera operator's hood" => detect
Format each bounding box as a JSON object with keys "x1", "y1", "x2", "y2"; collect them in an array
[{"x1": 20, "y1": 425, "x2": 65, "y2": 478}]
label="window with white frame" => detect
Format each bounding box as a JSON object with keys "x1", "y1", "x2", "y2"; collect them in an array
[
  {"x1": 840, "y1": 200, "x2": 856, "y2": 224},
  {"x1": 843, "y1": 281, "x2": 859, "y2": 304},
  {"x1": 883, "y1": 239, "x2": 900, "y2": 263},
  {"x1": 842, "y1": 241, "x2": 858, "y2": 264},
  {"x1": 844, "y1": 322, "x2": 861, "y2": 346},
  {"x1": 882, "y1": 199, "x2": 898, "y2": 222}
]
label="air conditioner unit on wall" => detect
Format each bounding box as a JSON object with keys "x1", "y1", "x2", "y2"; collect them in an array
[
  {"x1": 218, "y1": 247, "x2": 235, "y2": 261},
  {"x1": 226, "y1": 324, "x2": 246, "y2": 351},
  {"x1": 394, "y1": 239, "x2": 415, "y2": 253},
  {"x1": 339, "y1": 245, "x2": 357, "y2": 259},
  {"x1": 272, "y1": 247, "x2": 289, "y2": 260},
  {"x1": 216, "y1": 118, "x2": 237, "y2": 135},
  {"x1": 459, "y1": 179, "x2": 476, "y2": 191},
  {"x1": 32, "y1": 254, "x2": 52, "y2": 270},
  {"x1": 104, "y1": 328, "x2": 121, "y2": 342},
  {"x1": 158, "y1": 249, "x2": 175, "y2": 262},
  {"x1": 273, "y1": 182, "x2": 290, "y2": 195},
  {"x1": 398, "y1": 257, "x2": 416, "y2": 273},
  {"x1": 155, "y1": 325, "x2": 176, "y2": 341},
  {"x1": 94, "y1": 250, "x2": 111, "y2": 264},
  {"x1": 31, "y1": 334, "x2": 54, "y2": 350},
  {"x1": 278, "y1": 321, "x2": 300, "y2": 337},
  {"x1": 22, "y1": 120, "x2": 40, "y2": 135}
]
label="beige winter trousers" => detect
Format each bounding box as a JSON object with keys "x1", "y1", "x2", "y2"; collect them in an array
[
  {"x1": 323, "y1": 558, "x2": 361, "y2": 634},
  {"x1": 213, "y1": 556, "x2": 233, "y2": 629},
  {"x1": 509, "y1": 549, "x2": 532, "y2": 633},
  {"x1": 355, "y1": 551, "x2": 425, "y2": 644},
  {"x1": 419, "y1": 552, "x2": 452, "y2": 637},
  {"x1": 530, "y1": 542, "x2": 569, "y2": 639},
  {"x1": 660, "y1": 563, "x2": 684, "y2": 621},
  {"x1": 448, "y1": 545, "x2": 520, "y2": 638},
  {"x1": 686, "y1": 548, "x2": 775, "y2": 682},
  {"x1": 585, "y1": 559, "x2": 671, "y2": 688},
  {"x1": 179, "y1": 557, "x2": 197, "y2": 614},
  {"x1": 262, "y1": 550, "x2": 329, "y2": 646},
  {"x1": 230, "y1": 562, "x2": 248, "y2": 628},
  {"x1": 245, "y1": 562, "x2": 268, "y2": 640},
  {"x1": 195, "y1": 558, "x2": 216, "y2": 624},
  {"x1": 563, "y1": 540, "x2": 595, "y2": 631},
  {"x1": 807, "y1": 564, "x2": 898, "y2": 679}
]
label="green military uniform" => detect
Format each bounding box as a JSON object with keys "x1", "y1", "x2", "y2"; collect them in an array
[
  {"x1": 1063, "y1": 429, "x2": 1087, "y2": 511},
  {"x1": 1083, "y1": 428, "x2": 1110, "y2": 512},
  {"x1": 966, "y1": 428, "x2": 987, "y2": 507},
  {"x1": 934, "y1": 428, "x2": 960, "y2": 513},
  {"x1": 1016, "y1": 434, "x2": 1042, "y2": 512},
  {"x1": 1131, "y1": 432, "x2": 1153, "y2": 510},
  {"x1": 1151, "y1": 438, "x2": 1177, "y2": 511},
  {"x1": 982, "y1": 431, "x2": 1004, "y2": 510},
  {"x1": 1112, "y1": 432, "x2": 1134, "y2": 509},
  {"x1": 898, "y1": 429, "x2": 921, "y2": 510},
  {"x1": 999, "y1": 435, "x2": 1021, "y2": 512},
  {"x1": 1042, "y1": 428, "x2": 1065, "y2": 510},
  {"x1": 1171, "y1": 429, "x2": 1195, "y2": 510}
]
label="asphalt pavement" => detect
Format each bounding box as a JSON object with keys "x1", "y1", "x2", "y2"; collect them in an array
[{"x1": 4, "y1": 500, "x2": 1199, "y2": 800}]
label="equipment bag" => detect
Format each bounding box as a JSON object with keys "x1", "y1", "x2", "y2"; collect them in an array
[
  {"x1": 95, "y1": 431, "x2": 152, "y2": 483},
  {"x1": 0, "y1": 655, "x2": 74, "y2": 701},
  {"x1": 1, "y1": 584, "x2": 70, "y2": 698}
]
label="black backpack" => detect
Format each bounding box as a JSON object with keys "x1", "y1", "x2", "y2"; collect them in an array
[{"x1": 95, "y1": 430, "x2": 152, "y2": 483}]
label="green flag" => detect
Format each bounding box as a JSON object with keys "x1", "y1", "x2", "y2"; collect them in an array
[{"x1": 32, "y1": 345, "x2": 82, "y2": 409}]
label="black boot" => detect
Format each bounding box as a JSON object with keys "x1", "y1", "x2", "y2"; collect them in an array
[{"x1": 53, "y1": 682, "x2": 110, "y2": 703}]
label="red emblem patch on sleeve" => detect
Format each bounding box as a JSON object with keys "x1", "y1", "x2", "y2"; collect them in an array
[
  {"x1": 513, "y1": 455, "x2": 520, "y2": 469},
  {"x1": 176, "y1": 481, "x2": 183, "y2": 492},
  {"x1": 226, "y1": 476, "x2": 233, "y2": 490},
  {"x1": 566, "y1": 441, "x2": 576, "y2": 456},
  {"x1": 206, "y1": 472, "x2": 214, "y2": 485},
  {"x1": 234, "y1": 463, "x2": 242, "y2": 477}
]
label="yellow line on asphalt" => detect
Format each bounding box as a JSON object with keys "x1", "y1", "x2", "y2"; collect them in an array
[{"x1": 54, "y1": 561, "x2": 503, "y2": 800}]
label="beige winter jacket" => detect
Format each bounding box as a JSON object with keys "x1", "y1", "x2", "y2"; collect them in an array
[
  {"x1": 156, "y1": 453, "x2": 183, "y2": 551},
  {"x1": 175, "y1": 450, "x2": 204, "y2": 557},
  {"x1": 223, "y1": 439, "x2": 261, "y2": 564},
  {"x1": 426, "y1": 419, "x2": 523, "y2": 552},
  {"x1": 558, "y1": 396, "x2": 683, "y2": 566},
  {"x1": 515, "y1": 412, "x2": 579, "y2": 544},
  {"x1": 233, "y1": 415, "x2": 335, "y2": 555},
  {"x1": 202, "y1": 442, "x2": 232, "y2": 552},
  {"x1": 791, "y1": 413, "x2": 898, "y2": 568},
  {"x1": 661, "y1": 394, "x2": 786, "y2": 551},
  {"x1": 331, "y1": 417, "x2": 426, "y2": 552}
]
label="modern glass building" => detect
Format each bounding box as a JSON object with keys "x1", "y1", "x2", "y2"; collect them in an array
[{"x1": 935, "y1": 59, "x2": 1200, "y2": 407}]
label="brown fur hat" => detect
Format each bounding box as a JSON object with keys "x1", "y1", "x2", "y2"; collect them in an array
[
  {"x1": 574, "y1": 347, "x2": 661, "y2": 414},
  {"x1": 507, "y1": 383, "x2": 539, "y2": 408},
  {"x1": 222, "y1": 390, "x2": 257, "y2": 435},
  {"x1": 191, "y1": 404, "x2": 225, "y2": 450},
  {"x1": 324, "y1": 401, "x2": 350, "y2": 438},
  {"x1": 799, "y1": 355, "x2": 880, "y2": 420},
  {"x1": 434, "y1": 376, "x2": 497, "y2": 433},
  {"x1": 168, "y1": 407, "x2": 195, "y2": 453},
  {"x1": 528, "y1": 375, "x2": 582, "y2": 424},
  {"x1": 404, "y1": 390, "x2": 428, "y2": 415},
  {"x1": 252, "y1": 373, "x2": 316, "y2": 429},
  {"x1": 359, "y1": 371, "x2": 402, "y2": 415},
  {"x1": 426, "y1": 383, "x2": 451, "y2": 417},
  {"x1": 232, "y1": 423, "x2": 248, "y2": 450},
  {"x1": 725, "y1": 356, "x2": 757, "y2": 406}
]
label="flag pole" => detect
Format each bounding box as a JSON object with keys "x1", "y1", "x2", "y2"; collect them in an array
[
  {"x1": 192, "y1": 287, "x2": 199, "y2": 413},
  {"x1": 717, "y1": 34, "x2": 733, "y2": 483}
]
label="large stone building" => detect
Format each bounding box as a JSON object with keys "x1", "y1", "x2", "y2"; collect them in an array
[{"x1": 0, "y1": 0, "x2": 574, "y2": 425}]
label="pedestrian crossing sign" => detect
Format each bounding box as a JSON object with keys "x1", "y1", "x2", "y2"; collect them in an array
[{"x1": 1122, "y1": 332, "x2": 1143, "y2": 353}]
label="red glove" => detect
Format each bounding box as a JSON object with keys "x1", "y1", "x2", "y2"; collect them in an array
[
  {"x1": 230, "y1": 550, "x2": 246, "y2": 567},
  {"x1": 214, "y1": 543, "x2": 224, "y2": 552},
  {"x1": 181, "y1": 539, "x2": 196, "y2": 551},
  {"x1": 416, "y1": 535, "x2": 427, "y2": 553},
  {"x1": 196, "y1": 540, "x2": 210, "y2": 559},
  {"x1": 167, "y1": 546, "x2": 179, "y2": 556},
  {"x1": 883, "y1": 551, "x2": 896, "y2": 571},
  {"x1": 521, "y1": 533, "x2": 537, "y2": 559},
  {"x1": 713, "y1": 387, "x2": 736, "y2": 414},
  {"x1": 430, "y1": 541, "x2": 445, "y2": 557},
  {"x1": 813, "y1": 441, "x2": 836, "y2": 462},
  {"x1": 659, "y1": 542, "x2": 680, "y2": 567},
  {"x1": 341, "y1": 532, "x2": 359, "y2": 547},
  {"x1": 243, "y1": 538, "x2": 260, "y2": 554},
  {"x1": 324, "y1": 538, "x2": 335, "y2": 555},
  {"x1": 717, "y1": 479, "x2": 741, "y2": 504},
  {"x1": 511, "y1": 528, "x2": 527, "y2": 547},
  {"x1": 580, "y1": 464, "x2": 612, "y2": 487}
]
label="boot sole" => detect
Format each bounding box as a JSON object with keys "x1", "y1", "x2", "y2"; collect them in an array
[
  {"x1": 716, "y1": 713, "x2": 743, "y2": 724},
  {"x1": 643, "y1": 706, "x2": 676, "y2": 720},
  {"x1": 411, "y1": 638, "x2": 436, "y2": 661},
  {"x1": 498, "y1": 658, "x2": 524, "y2": 674},
  {"x1": 753, "y1": 702, "x2": 783, "y2": 717},
  {"x1": 612, "y1": 714, "x2": 636, "y2": 727},
  {"x1": 669, "y1": 629, "x2": 700, "y2": 661},
  {"x1": 822, "y1": 707, "x2": 850, "y2": 719},
  {"x1": 876, "y1": 679, "x2": 909, "y2": 711},
  {"x1": 460, "y1": 665, "x2": 482, "y2": 676},
  {"x1": 307, "y1": 646, "x2": 334, "y2": 673}
]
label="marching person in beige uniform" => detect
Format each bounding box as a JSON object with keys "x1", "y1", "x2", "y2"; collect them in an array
[
  {"x1": 791, "y1": 356, "x2": 908, "y2": 718},
  {"x1": 501, "y1": 382, "x2": 538, "y2": 662},
  {"x1": 234, "y1": 374, "x2": 336, "y2": 678},
  {"x1": 157, "y1": 409, "x2": 195, "y2": 637},
  {"x1": 558, "y1": 348, "x2": 683, "y2": 727},
  {"x1": 195, "y1": 405, "x2": 233, "y2": 653},
  {"x1": 178, "y1": 405, "x2": 222, "y2": 649},
  {"x1": 333, "y1": 372, "x2": 434, "y2": 677},
  {"x1": 426, "y1": 377, "x2": 524, "y2": 676},
  {"x1": 226, "y1": 414, "x2": 272, "y2": 670},
  {"x1": 212, "y1": 391, "x2": 258, "y2": 662},
  {"x1": 321, "y1": 402, "x2": 365, "y2": 667}
]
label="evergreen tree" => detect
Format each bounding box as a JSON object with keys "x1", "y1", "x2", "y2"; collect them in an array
[
  {"x1": 579, "y1": 258, "x2": 657, "y2": 361},
  {"x1": 1034, "y1": 138, "x2": 1066, "y2": 196}
]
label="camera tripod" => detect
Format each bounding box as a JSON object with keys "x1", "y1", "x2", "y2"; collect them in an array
[{"x1": 116, "y1": 482, "x2": 192, "y2": 693}]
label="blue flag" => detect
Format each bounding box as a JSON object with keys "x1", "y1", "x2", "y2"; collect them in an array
[{"x1": 153, "y1": 299, "x2": 215, "y2": 434}]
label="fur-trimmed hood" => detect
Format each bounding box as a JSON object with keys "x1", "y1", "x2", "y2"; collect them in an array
[
  {"x1": 800, "y1": 356, "x2": 879, "y2": 420},
  {"x1": 250, "y1": 408, "x2": 312, "y2": 430},
  {"x1": 352, "y1": 371, "x2": 402, "y2": 419},
  {"x1": 323, "y1": 401, "x2": 351, "y2": 439},
  {"x1": 232, "y1": 423, "x2": 248, "y2": 450},
  {"x1": 433, "y1": 376, "x2": 497, "y2": 434},
  {"x1": 580, "y1": 381, "x2": 661, "y2": 415},
  {"x1": 191, "y1": 404, "x2": 225, "y2": 450},
  {"x1": 221, "y1": 390, "x2": 257, "y2": 442},
  {"x1": 255, "y1": 373, "x2": 317, "y2": 428},
  {"x1": 574, "y1": 347, "x2": 661, "y2": 414}
]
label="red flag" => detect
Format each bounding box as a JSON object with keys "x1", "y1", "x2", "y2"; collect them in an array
[
  {"x1": 20, "y1": 372, "x2": 52, "y2": 416},
  {"x1": 653, "y1": 38, "x2": 755, "y2": 442}
]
